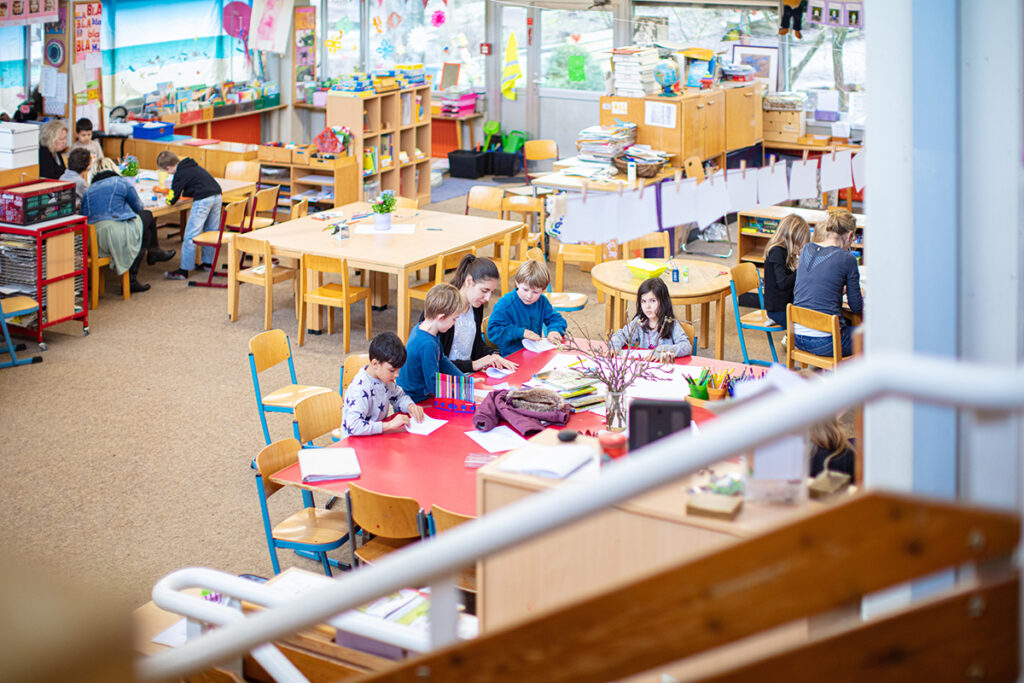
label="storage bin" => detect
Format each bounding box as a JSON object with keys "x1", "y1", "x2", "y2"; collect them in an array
[
  {"x1": 237, "y1": 101, "x2": 255, "y2": 113},
  {"x1": 179, "y1": 110, "x2": 203, "y2": 125},
  {"x1": 0, "y1": 148, "x2": 37, "y2": 169},
  {"x1": 213, "y1": 104, "x2": 237, "y2": 118},
  {"x1": 488, "y1": 150, "x2": 521, "y2": 177},
  {"x1": 0, "y1": 180, "x2": 76, "y2": 225},
  {"x1": 0, "y1": 122, "x2": 39, "y2": 151},
  {"x1": 292, "y1": 145, "x2": 316, "y2": 164},
  {"x1": 131, "y1": 121, "x2": 174, "y2": 139},
  {"x1": 448, "y1": 149, "x2": 488, "y2": 179},
  {"x1": 258, "y1": 143, "x2": 295, "y2": 163}
]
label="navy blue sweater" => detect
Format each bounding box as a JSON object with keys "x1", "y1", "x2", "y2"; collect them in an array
[
  {"x1": 487, "y1": 290, "x2": 567, "y2": 356},
  {"x1": 396, "y1": 325, "x2": 464, "y2": 403},
  {"x1": 793, "y1": 243, "x2": 863, "y2": 331}
]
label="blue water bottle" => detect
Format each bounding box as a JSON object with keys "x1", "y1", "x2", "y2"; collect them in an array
[{"x1": 669, "y1": 259, "x2": 679, "y2": 283}]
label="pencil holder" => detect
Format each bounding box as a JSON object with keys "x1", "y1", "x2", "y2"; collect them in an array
[
  {"x1": 706, "y1": 386, "x2": 728, "y2": 401},
  {"x1": 688, "y1": 383, "x2": 709, "y2": 400}
]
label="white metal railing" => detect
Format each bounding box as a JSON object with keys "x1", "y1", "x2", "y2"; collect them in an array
[{"x1": 139, "y1": 353, "x2": 1024, "y2": 682}]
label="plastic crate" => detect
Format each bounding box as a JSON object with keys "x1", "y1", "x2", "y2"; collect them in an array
[
  {"x1": 448, "y1": 150, "x2": 488, "y2": 179},
  {"x1": 488, "y1": 150, "x2": 521, "y2": 177},
  {"x1": 0, "y1": 180, "x2": 76, "y2": 225},
  {"x1": 131, "y1": 121, "x2": 174, "y2": 139}
]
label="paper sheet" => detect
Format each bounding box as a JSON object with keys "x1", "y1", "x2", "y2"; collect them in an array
[
  {"x1": 725, "y1": 170, "x2": 757, "y2": 213},
  {"x1": 558, "y1": 191, "x2": 618, "y2": 244},
  {"x1": 405, "y1": 415, "x2": 447, "y2": 436},
  {"x1": 695, "y1": 173, "x2": 730, "y2": 229},
  {"x1": 522, "y1": 338, "x2": 557, "y2": 353},
  {"x1": 40, "y1": 66, "x2": 58, "y2": 98},
  {"x1": 643, "y1": 100, "x2": 676, "y2": 129},
  {"x1": 752, "y1": 434, "x2": 806, "y2": 480},
  {"x1": 788, "y1": 159, "x2": 819, "y2": 201},
  {"x1": 464, "y1": 425, "x2": 529, "y2": 453},
  {"x1": 152, "y1": 618, "x2": 188, "y2": 648},
  {"x1": 85, "y1": 52, "x2": 102, "y2": 70},
  {"x1": 817, "y1": 90, "x2": 840, "y2": 111},
  {"x1": 78, "y1": 101, "x2": 100, "y2": 130},
  {"x1": 660, "y1": 177, "x2": 697, "y2": 227},
  {"x1": 616, "y1": 185, "x2": 661, "y2": 243},
  {"x1": 626, "y1": 364, "x2": 703, "y2": 401},
  {"x1": 352, "y1": 223, "x2": 417, "y2": 235},
  {"x1": 819, "y1": 149, "x2": 853, "y2": 192},
  {"x1": 851, "y1": 150, "x2": 866, "y2": 191},
  {"x1": 757, "y1": 163, "x2": 789, "y2": 208},
  {"x1": 71, "y1": 63, "x2": 87, "y2": 93},
  {"x1": 56, "y1": 74, "x2": 68, "y2": 100},
  {"x1": 485, "y1": 367, "x2": 514, "y2": 379}
]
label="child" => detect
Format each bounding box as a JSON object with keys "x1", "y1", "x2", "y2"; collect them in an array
[
  {"x1": 70, "y1": 117, "x2": 103, "y2": 162},
  {"x1": 60, "y1": 147, "x2": 91, "y2": 209},
  {"x1": 763, "y1": 214, "x2": 811, "y2": 326},
  {"x1": 340, "y1": 332, "x2": 425, "y2": 437},
  {"x1": 487, "y1": 260, "x2": 567, "y2": 356},
  {"x1": 809, "y1": 414, "x2": 855, "y2": 479},
  {"x1": 157, "y1": 151, "x2": 223, "y2": 280},
  {"x1": 397, "y1": 283, "x2": 468, "y2": 403},
  {"x1": 610, "y1": 277, "x2": 691, "y2": 359}
]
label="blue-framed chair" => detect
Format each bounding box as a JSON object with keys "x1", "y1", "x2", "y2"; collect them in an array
[
  {"x1": 248, "y1": 329, "x2": 330, "y2": 445},
  {"x1": 254, "y1": 438, "x2": 349, "y2": 576},
  {"x1": 292, "y1": 390, "x2": 344, "y2": 447},
  {"x1": 1, "y1": 296, "x2": 43, "y2": 369},
  {"x1": 729, "y1": 262, "x2": 783, "y2": 366}
]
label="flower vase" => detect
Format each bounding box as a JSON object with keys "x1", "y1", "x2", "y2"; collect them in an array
[
  {"x1": 374, "y1": 212, "x2": 392, "y2": 231},
  {"x1": 604, "y1": 391, "x2": 627, "y2": 432}
]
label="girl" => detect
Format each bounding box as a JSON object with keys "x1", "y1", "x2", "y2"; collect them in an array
[
  {"x1": 763, "y1": 213, "x2": 811, "y2": 326},
  {"x1": 809, "y1": 414, "x2": 855, "y2": 479},
  {"x1": 792, "y1": 208, "x2": 863, "y2": 358},
  {"x1": 610, "y1": 277, "x2": 692, "y2": 359},
  {"x1": 418, "y1": 254, "x2": 518, "y2": 373}
]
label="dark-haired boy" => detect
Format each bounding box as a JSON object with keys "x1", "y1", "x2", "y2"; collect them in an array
[
  {"x1": 339, "y1": 332, "x2": 425, "y2": 437},
  {"x1": 157, "y1": 150, "x2": 222, "y2": 280},
  {"x1": 60, "y1": 147, "x2": 92, "y2": 208},
  {"x1": 70, "y1": 117, "x2": 103, "y2": 161}
]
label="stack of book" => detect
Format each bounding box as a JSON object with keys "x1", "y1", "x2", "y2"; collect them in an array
[
  {"x1": 618, "y1": 144, "x2": 669, "y2": 165},
  {"x1": 611, "y1": 47, "x2": 660, "y2": 98},
  {"x1": 336, "y1": 73, "x2": 374, "y2": 96},
  {"x1": 395, "y1": 64, "x2": 427, "y2": 86},
  {"x1": 575, "y1": 123, "x2": 637, "y2": 164}
]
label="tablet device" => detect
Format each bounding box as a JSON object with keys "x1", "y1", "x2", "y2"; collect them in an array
[{"x1": 628, "y1": 399, "x2": 691, "y2": 451}]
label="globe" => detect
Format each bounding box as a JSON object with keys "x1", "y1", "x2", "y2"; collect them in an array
[{"x1": 654, "y1": 59, "x2": 680, "y2": 97}]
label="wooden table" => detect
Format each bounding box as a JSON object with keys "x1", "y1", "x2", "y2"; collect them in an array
[
  {"x1": 228, "y1": 202, "x2": 523, "y2": 340},
  {"x1": 134, "y1": 175, "x2": 256, "y2": 219},
  {"x1": 590, "y1": 259, "x2": 732, "y2": 360},
  {"x1": 431, "y1": 112, "x2": 482, "y2": 155},
  {"x1": 531, "y1": 167, "x2": 677, "y2": 193}
]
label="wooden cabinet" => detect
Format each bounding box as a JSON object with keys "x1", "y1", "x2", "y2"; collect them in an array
[
  {"x1": 680, "y1": 95, "x2": 705, "y2": 161},
  {"x1": 700, "y1": 89, "x2": 725, "y2": 158},
  {"x1": 725, "y1": 83, "x2": 764, "y2": 151},
  {"x1": 119, "y1": 138, "x2": 257, "y2": 177}
]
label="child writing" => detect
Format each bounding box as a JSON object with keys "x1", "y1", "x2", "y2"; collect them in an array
[
  {"x1": 60, "y1": 147, "x2": 92, "y2": 209},
  {"x1": 610, "y1": 277, "x2": 692, "y2": 359},
  {"x1": 763, "y1": 214, "x2": 811, "y2": 326},
  {"x1": 487, "y1": 260, "x2": 567, "y2": 356},
  {"x1": 397, "y1": 283, "x2": 468, "y2": 403},
  {"x1": 156, "y1": 151, "x2": 223, "y2": 281},
  {"x1": 70, "y1": 117, "x2": 103, "y2": 162},
  {"x1": 340, "y1": 332, "x2": 425, "y2": 437}
]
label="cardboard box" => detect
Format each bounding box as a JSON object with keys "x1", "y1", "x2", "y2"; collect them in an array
[
  {"x1": 258, "y1": 144, "x2": 294, "y2": 163},
  {"x1": 763, "y1": 109, "x2": 806, "y2": 143},
  {"x1": 292, "y1": 145, "x2": 316, "y2": 164}
]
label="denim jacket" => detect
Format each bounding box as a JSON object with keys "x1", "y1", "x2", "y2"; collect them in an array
[{"x1": 81, "y1": 171, "x2": 144, "y2": 223}]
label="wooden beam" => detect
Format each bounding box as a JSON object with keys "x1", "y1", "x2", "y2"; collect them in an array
[{"x1": 358, "y1": 492, "x2": 1019, "y2": 683}]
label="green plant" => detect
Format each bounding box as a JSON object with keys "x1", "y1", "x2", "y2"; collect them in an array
[
  {"x1": 371, "y1": 190, "x2": 396, "y2": 214},
  {"x1": 120, "y1": 155, "x2": 139, "y2": 177}
]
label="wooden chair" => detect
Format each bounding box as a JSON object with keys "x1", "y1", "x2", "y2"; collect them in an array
[
  {"x1": 427, "y1": 504, "x2": 477, "y2": 594},
  {"x1": 222, "y1": 160, "x2": 260, "y2": 202},
  {"x1": 230, "y1": 234, "x2": 298, "y2": 331},
  {"x1": 289, "y1": 197, "x2": 309, "y2": 221},
  {"x1": 1, "y1": 296, "x2": 42, "y2": 369},
  {"x1": 681, "y1": 321, "x2": 698, "y2": 354},
  {"x1": 786, "y1": 303, "x2": 842, "y2": 371},
  {"x1": 255, "y1": 438, "x2": 349, "y2": 576},
  {"x1": 501, "y1": 195, "x2": 546, "y2": 252},
  {"x1": 525, "y1": 245, "x2": 587, "y2": 312},
  {"x1": 191, "y1": 197, "x2": 250, "y2": 289},
  {"x1": 464, "y1": 186, "x2": 504, "y2": 217},
  {"x1": 410, "y1": 247, "x2": 475, "y2": 309},
  {"x1": 523, "y1": 139, "x2": 558, "y2": 184},
  {"x1": 395, "y1": 197, "x2": 419, "y2": 209},
  {"x1": 555, "y1": 243, "x2": 605, "y2": 303},
  {"x1": 345, "y1": 483, "x2": 425, "y2": 567},
  {"x1": 619, "y1": 231, "x2": 671, "y2": 260},
  {"x1": 292, "y1": 390, "x2": 344, "y2": 445},
  {"x1": 730, "y1": 262, "x2": 783, "y2": 366},
  {"x1": 87, "y1": 223, "x2": 131, "y2": 308},
  {"x1": 247, "y1": 185, "x2": 281, "y2": 231},
  {"x1": 248, "y1": 329, "x2": 330, "y2": 445},
  {"x1": 339, "y1": 353, "x2": 370, "y2": 395},
  {"x1": 297, "y1": 253, "x2": 372, "y2": 352},
  {"x1": 498, "y1": 224, "x2": 531, "y2": 294}
]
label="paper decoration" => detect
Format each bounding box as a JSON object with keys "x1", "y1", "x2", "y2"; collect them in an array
[
  {"x1": 819, "y1": 149, "x2": 853, "y2": 192},
  {"x1": 377, "y1": 39, "x2": 394, "y2": 57},
  {"x1": 249, "y1": 0, "x2": 294, "y2": 55},
  {"x1": 502, "y1": 32, "x2": 521, "y2": 100},
  {"x1": 660, "y1": 177, "x2": 698, "y2": 227},
  {"x1": 372, "y1": 16, "x2": 383, "y2": 33},
  {"x1": 325, "y1": 32, "x2": 343, "y2": 53},
  {"x1": 567, "y1": 55, "x2": 585, "y2": 82},
  {"x1": 571, "y1": 33, "x2": 581, "y2": 43},
  {"x1": 757, "y1": 163, "x2": 789, "y2": 208},
  {"x1": 407, "y1": 26, "x2": 430, "y2": 53},
  {"x1": 807, "y1": 0, "x2": 861, "y2": 28},
  {"x1": 430, "y1": 10, "x2": 445, "y2": 27},
  {"x1": 725, "y1": 168, "x2": 758, "y2": 212},
  {"x1": 851, "y1": 150, "x2": 866, "y2": 191},
  {"x1": 695, "y1": 172, "x2": 730, "y2": 229},
  {"x1": 386, "y1": 11, "x2": 402, "y2": 29},
  {"x1": 616, "y1": 187, "x2": 660, "y2": 242},
  {"x1": 44, "y1": 38, "x2": 63, "y2": 67},
  {"x1": 0, "y1": 0, "x2": 58, "y2": 26},
  {"x1": 73, "y1": 3, "x2": 101, "y2": 65},
  {"x1": 788, "y1": 158, "x2": 818, "y2": 201},
  {"x1": 559, "y1": 192, "x2": 618, "y2": 245}
]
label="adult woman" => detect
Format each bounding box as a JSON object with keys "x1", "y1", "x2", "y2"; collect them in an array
[
  {"x1": 80, "y1": 158, "x2": 152, "y2": 293},
  {"x1": 420, "y1": 254, "x2": 518, "y2": 372},
  {"x1": 791, "y1": 208, "x2": 863, "y2": 358},
  {"x1": 38, "y1": 119, "x2": 68, "y2": 179}
]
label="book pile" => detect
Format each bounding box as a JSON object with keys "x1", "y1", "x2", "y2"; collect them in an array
[
  {"x1": 335, "y1": 73, "x2": 374, "y2": 96},
  {"x1": 618, "y1": 144, "x2": 669, "y2": 165},
  {"x1": 575, "y1": 123, "x2": 637, "y2": 164},
  {"x1": 611, "y1": 47, "x2": 660, "y2": 98},
  {"x1": 372, "y1": 70, "x2": 402, "y2": 93},
  {"x1": 395, "y1": 64, "x2": 427, "y2": 86}
]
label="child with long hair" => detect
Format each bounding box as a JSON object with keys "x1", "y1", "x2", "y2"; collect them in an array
[
  {"x1": 610, "y1": 277, "x2": 692, "y2": 359},
  {"x1": 763, "y1": 213, "x2": 811, "y2": 326}
]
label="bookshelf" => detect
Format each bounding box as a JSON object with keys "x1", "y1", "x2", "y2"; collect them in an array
[
  {"x1": 256, "y1": 157, "x2": 359, "y2": 212},
  {"x1": 326, "y1": 86, "x2": 432, "y2": 205},
  {"x1": 736, "y1": 206, "x2": 865, "y2": 267}
]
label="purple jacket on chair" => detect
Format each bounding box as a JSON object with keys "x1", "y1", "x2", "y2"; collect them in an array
[{"x1": 474, "y1": 389, "x2": 573, "y2": 435}]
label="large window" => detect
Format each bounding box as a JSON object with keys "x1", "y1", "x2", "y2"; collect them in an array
[
  {"x1": 319, "y1": 0, "x2": 361, "y2": 79},
  {"x1": 0, "y1": 26, "x2": 25, "y2": 116},
  {"x1": 540, "y1": 9, "x2": 613, "y2": 92}
]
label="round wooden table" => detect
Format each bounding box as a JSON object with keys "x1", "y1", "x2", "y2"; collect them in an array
[{"x1": 590, "y1": 259, "x2": 732, "y2": 360}]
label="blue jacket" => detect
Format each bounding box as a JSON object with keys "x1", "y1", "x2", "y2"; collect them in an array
[
  {"x1": 81, "y1": 171, "x2": 144, "y2": 223},
  {"x1": 396, "y1": 325, "x2": 463, "y2": 403},
  {"x1": 487, "y1": 290, "x2": 567, "y2": 356}
]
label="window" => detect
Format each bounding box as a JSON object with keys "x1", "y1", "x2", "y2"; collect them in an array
[
  {"x1": 632, "y1": 6, "x2": 778, "y2": 64},
  {"x1": 787, "y1": 22, "x2": 865, "y2": 124},
  {"x1": 320, "y1": 0, "x2": 361, "y2": 79},
  {"x1": 0, "y1": 26, "x2": 26, "y2": 116},
  {"x1": 540, "y1": 9, "x2": 613, "y2": 92}
]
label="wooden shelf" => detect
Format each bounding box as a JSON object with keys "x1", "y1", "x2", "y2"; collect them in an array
[{"x1": 736, "y1": 207, "x2": 865, "y2": 268}]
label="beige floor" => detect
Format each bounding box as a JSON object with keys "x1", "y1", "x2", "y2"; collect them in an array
[{"x1": 0, "y1": 190, "x2": 779, "y2": 610}]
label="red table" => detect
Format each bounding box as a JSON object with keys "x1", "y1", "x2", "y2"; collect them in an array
[{"x1": 270, "y1": 348, "x2": 752, "y2": 516}]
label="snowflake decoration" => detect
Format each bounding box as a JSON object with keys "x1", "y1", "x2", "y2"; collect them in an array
[
  {"x1": 430, "y1": 10, "x2": 446, "y2": 27},
  {"x1": 407, "y1": 26, "x2": 431, "y2": 53}
]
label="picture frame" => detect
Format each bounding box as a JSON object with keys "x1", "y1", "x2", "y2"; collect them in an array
[
  {"x1": 731, "y1": 44, "x2": 779, "y2": 93},
  {"x1": 441, "y1": 62, "x2": 461, "y2": 90}
]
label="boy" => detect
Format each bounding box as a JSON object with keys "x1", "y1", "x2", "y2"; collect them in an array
[
  {"x1": 70, "y1": 117, "x2": 103, "y2": 162},
  {"x1": 157, "y1": 151, "x2": 223, "y2": 280},
  {"x1": 60, "y1": 147, "x2": 91, "y2": 209},
  {"x1": 397, "y1": 283, "x2": 467, "y2": 403},
  {"x1": 486, "y1": 260, "x2": 567, "y2": 356},
  {"x1": 340, "y1": 332, "x2": 425, "y2": 437}
]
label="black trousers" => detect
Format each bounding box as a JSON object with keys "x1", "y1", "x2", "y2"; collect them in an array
[
  {"x1": 782, "y1": 3, "x2": 804, "y2": 32},
  {"x1": 139, "y1": 209, "x2": 161, "y2": 251}
]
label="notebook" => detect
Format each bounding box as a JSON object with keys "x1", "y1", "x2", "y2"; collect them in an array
[
  {"x1": 298, "y1": 448, "x2": 361, "y2": 483},
  {"x1": 497, "y1": 444, "x2": 595, "y2": 479}
]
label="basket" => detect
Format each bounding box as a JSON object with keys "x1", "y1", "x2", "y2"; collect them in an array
[{"x1": 612, "y1": 154, "x2": 666, "y2": 178}]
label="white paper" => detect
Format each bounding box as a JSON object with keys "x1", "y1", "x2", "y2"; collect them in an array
[
  {"x1": 78, "y1": 102, "x2": 100, "y2": 130},
  {"x1": 788, "y1": 159, "x2": 819, "y2": 201},
  {"x1": 405, "y1": 415, "x2": 447, "y2": 436},
  {"x1": 39, "y1": 66, "x2": 57, "y2": 98},
  {"x1": 558, "y1": 191, "x2": 618, "y2": 245},
  {"x1": 485, "y1": 367, "x2": 514, "y2": 379},
  {"x1": 491, "y1": 382, "x2": 512, "y2": 390},
  {"x1": 660, "y1": 177, "x2": 697, "y2": 227},
  {"x1": 626, "y1": 364, "x2": 703, "y2": 401},
  {"x1": 817, "y1": 90, "x2": 840, "y2": 111},
  {"x1": 464, "y1": 425, "x2": 529, "y2": 453},
  {"x1": 752, "y1": 434, "x2": 806, "y2": 480},
  {"x1": 522, "y1": 338, "x2": 557, "y2": 353},
  {"x1": 851, "y1": 150, "x2": 866, "y2": 191},
  {"x1": 71, "y1": 63, "x2": 86, "y2": 93},
  {"x1": 152, "y1": 618, "x2": 188, "y2": 648},
  {"x1": 616, "y1": 186, "x2": 661, "y2": 243},
  {"x1": 725, "y1": 170, "x2": 757, "y2": 213},
  {"x1": 819, "y1": 149, "x2": 853, "y2": 192},
  {"x1": 267, "y1": 570, "x2": 334, "y2": 598},
  {"x1": 56, "y1": 74, "x2": 68, "y2": 101},
  {"x1": 497, "y1": 444, "x2": 596, "y2": 478},
  {"x1": 831, "y1": 121, "x2": 850, "y2": 139},
  {"x1": 611, "y1": 101, "x2": 628, "y2": 115},
  {"x1": 757, "y1": 163, "x2": 790, "y2": 208},
  {"x1": 85, "y1": 52, "x2": 102, "y2": 69},
  {"x1": 352, "y1": 223, "x2": 417, "y2": 235},
  {"x1": 298, "y1": 447, "x2": 361, "y2": 482},
  {"x1": 694, "y1": 173, "x2": 730, "y2": 229},
  {"x1": 643, "y1": 100, "x2": 676, "y2": 129}
]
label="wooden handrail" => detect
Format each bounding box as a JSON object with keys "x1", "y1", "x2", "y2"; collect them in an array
[{"x1": 357, "y1": 492, "x2": 1019, "y2": 683}]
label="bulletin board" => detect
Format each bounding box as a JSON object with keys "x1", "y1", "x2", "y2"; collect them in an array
[
  {"x1": 40, "y1": 0, "x2": 103, "y2": 128},
  {"x1": 293, "y1": 6, "x2": 316, "y2": 103}
]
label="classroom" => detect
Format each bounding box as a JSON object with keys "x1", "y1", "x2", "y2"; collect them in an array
[{"x1": 0, "y1": 0, "x2": 1020, "y2": 680}]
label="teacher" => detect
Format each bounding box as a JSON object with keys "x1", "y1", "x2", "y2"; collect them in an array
[
  {"x1": 420, "y1": 254, "x2": 518, "y2": 372},
  {"x1": 38, "y1": 119, "x2": 68, "y2": 179}
]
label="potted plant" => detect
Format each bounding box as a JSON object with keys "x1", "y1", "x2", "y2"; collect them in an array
[
  {"x1": 120, "y1": 155, "x2": 139, "y2": 182},
  {"x1": 371, "y1": 189, "x2": 397, "y2": 230}
]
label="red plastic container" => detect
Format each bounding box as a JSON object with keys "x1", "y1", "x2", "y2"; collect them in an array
[{"x1": 0, "y1": 180, "x2": 76, "y2": 225}]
